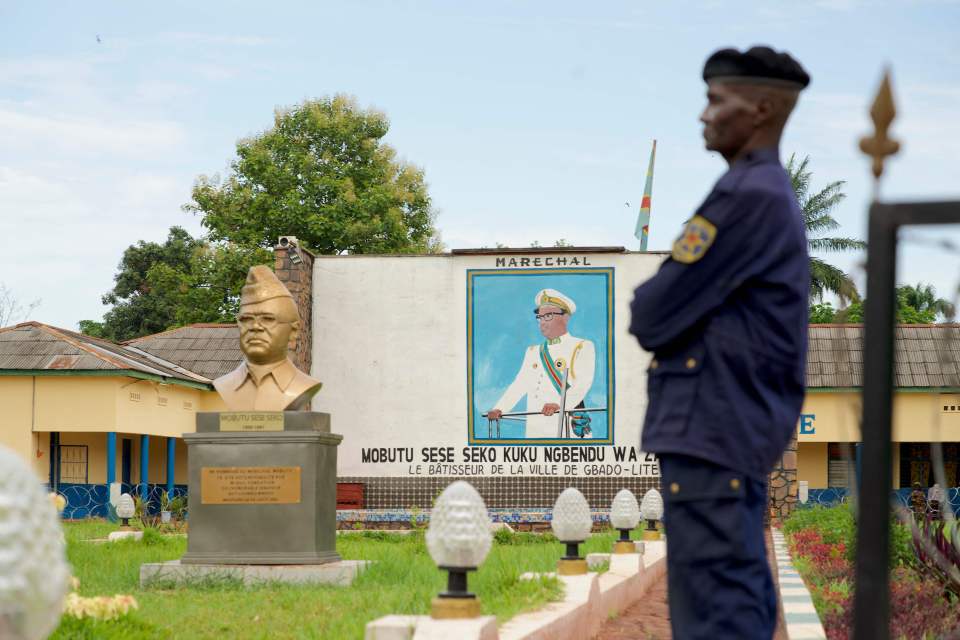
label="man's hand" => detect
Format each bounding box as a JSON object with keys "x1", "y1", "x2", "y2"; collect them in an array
[
  {"x1": 541, "y1": 403, "x2": 560, "y2": 416},
  {"x1": 487, "y1": 409, "x2": 502, "y2": 420}
]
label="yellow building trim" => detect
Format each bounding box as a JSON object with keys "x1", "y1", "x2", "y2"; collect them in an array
[
  {"x1": 1, "y1": 374, "x2": 226, "y2": 482},
  {"x1": 798, "y1": 391, "x2": 960, "y2": 443}
]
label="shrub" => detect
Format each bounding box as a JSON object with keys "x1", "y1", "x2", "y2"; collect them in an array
[
  {"x1": 908, "y1": 514, "x2": 960, "y2": 598},
  {"x1": 140, "y1": 527, "x2": 164, "y2": 546},
  {"x1": 784, "y1": 504, "x2": 913, "y2": 567},
  {"x1": 493, "y1": 528, "x2": 556, "y2": 546},
  {"x1": 784, "y1": 504, "x2": 855, "y2": 547},
  {"x1": 787, "y1": 505, "x2": 960, "y2": 640}
]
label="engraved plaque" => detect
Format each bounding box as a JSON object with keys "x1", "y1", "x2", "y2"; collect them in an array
[
  {"x1": 201, "y1": 466, "x2": 301, "y2": 504},
  {"x1": 219, "y1": 412, "x2": 285, "y2": 432}
]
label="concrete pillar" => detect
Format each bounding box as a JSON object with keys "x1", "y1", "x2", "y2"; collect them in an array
[
  {"x1": 166, "y1": 437, "x2": 176, "y2": 494},
  {"x1": 140, "y1": 435, "x2": 149, "y2": 502}
]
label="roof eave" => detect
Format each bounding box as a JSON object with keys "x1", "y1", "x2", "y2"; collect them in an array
[{"x1": 0, "y1": 369, "x2": 214, "y2": 391}]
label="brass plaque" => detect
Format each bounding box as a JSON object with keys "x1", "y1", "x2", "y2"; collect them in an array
[
  {"x1": 201, "y1": 466, "x2": 301, "y2": 504},
  {"x1": 219, "y1": 412, "x2": 285, "y2": 432}
]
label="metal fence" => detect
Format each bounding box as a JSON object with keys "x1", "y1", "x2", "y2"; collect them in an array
[
  {"x1": 802, "y1": 487, "x2": 960, "y2": 517},
  {"x1": 54, "y1": 483, "x2": 188, "y2": 520}
]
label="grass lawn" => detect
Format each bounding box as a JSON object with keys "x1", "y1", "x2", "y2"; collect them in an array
[{"x1": 54, "y1": 521, "x2": 620, "y2": 639}]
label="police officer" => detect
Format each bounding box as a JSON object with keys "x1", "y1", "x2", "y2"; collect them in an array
[{"x1": 630, "y1": 46, "x2": 811, "y2": 639}]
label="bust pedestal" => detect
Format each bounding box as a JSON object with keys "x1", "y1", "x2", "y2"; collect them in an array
[{"x1": 180, "y1": 411, "x2": 342, "y2": 565}]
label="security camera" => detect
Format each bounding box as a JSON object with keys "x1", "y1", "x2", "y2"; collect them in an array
[{"x1": 278, "y1": 236, "x2": 299, "y2": 248}]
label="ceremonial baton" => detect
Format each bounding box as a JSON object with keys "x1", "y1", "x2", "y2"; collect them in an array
[
  {"x1": 557, "y1": 367, "x2": 569, "y2": 437},
  {"x1": 482, "y1": 408, "x2": 607, "y2": 419}
]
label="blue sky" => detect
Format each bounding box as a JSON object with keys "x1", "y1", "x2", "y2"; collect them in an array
[{"x1": 1, "y1": 1, "x2": 959, "y2": 329}]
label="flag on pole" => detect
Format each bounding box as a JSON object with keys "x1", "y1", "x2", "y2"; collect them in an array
[{"x1": 634, "y1": 139, "x2": 657, "y2": 250}]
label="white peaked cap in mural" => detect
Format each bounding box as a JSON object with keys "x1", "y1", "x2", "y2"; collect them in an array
[
  {"x1": 610, "y1": 489, "x2": 641, "y2": 530},
  {"x1": 551, "y1": 487, "x2": 593, "y2": 542},
  {"x1": 0, "y1": 446, "x2": 70, "y2": 640},
  {"x1": 534, "y1": 289, "x2": 576, "y2": 314},
  {"x1": 426, "y1": 481, "x2": 492, "y2": 569}
]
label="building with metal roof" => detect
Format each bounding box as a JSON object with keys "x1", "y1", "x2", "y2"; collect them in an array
[
  {"x1": 797, "y1": 324, "x2": 960, "y2": 508},
  {"x1": 0, "y1": 321, "x2": 239, "y2": 517}
]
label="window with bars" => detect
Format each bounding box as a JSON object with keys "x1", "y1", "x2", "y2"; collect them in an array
[
  {"x1": 58, "y1": 445, "x2": 88, "y2": 484},
  {"x1": 899, "y1": 442, "x2": 960, "y2": 488},
  {"x1": 828, "y1": 442, "x2": 855, "y2": 488}
]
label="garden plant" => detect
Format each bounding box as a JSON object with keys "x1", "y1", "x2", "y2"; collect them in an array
[{"x1": 783, "y1": 504, "x2": 960, "y2": 640}]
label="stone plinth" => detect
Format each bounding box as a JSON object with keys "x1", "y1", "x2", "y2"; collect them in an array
[
  {"x1": 181, "y1": 411, "x2": 342, "y2": 565},
  {"x1": 107, "y1": 530, "x2": 143, "y2": 542},
  {"x1": 140, "y1": 559, "x2": 368, "y2": 588},
  {"x1": 364, "y1": 615, "x2": 498, "y2": 640}
]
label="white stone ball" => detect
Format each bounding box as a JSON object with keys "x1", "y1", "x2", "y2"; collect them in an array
[
  {"x1": 640, "y1": 489, "x2": 664, "y2": 522},
  {"x1": 116, "y1": 493, "x2": 135, "y2": 519},
  {"x1": 609, "y1": 489, "x2": 640, "y2": 530},
  {"x1": 426, "y1": 481, "x2": 492, "y2": 569},
  {"x1": 551, "y1": 488, "x2": 593, "y2": 542},
  {"x1": 0, "y1": 446, "x2": 70, "y2": 640}
]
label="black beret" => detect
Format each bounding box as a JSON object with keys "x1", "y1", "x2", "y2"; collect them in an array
[{"x1": 703, "y1": 46, "x2": 810, "y2": 90}]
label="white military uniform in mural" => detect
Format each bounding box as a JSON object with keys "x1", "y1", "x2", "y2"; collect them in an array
[{"x1": 492, "y1": 289, "x2": 596, "y2": 438}]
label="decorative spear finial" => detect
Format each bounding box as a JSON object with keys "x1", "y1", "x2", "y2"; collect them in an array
[{"x1": 859, "y1": 69, "x2": 900, "y2": 185}]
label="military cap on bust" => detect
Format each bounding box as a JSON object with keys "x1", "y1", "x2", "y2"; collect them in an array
[
  {"x1": 240, "y1": 265, "x2": 294, "y2": 305},
  {"x1": 703, "y1": 46, "x2": 810, "y2": 90}
]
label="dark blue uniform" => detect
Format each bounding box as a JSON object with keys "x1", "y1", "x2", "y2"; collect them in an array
[{"x1": 630, "y1": 147, "x2": 808, "y2": 639}]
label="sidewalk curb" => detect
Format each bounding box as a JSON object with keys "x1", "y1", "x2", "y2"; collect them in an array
[{"x1": 771, "y1": 529, "x2": 827, "y2": 640}]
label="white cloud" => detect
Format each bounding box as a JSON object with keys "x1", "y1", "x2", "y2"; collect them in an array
[
  {"x1": 0, "y1": 106, "x2": 186, "y2": 156},
  {"x1": 0, "y1": 58, "x2": 95, "y2": 88}
]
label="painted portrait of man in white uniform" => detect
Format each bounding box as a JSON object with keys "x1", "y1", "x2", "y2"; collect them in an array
[{"x1": 487, "y1": 289, "x2": 596, "y2": 438}]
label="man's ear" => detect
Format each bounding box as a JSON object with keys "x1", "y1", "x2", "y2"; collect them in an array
[
  {"x1": 288, "y1": 320, "x2": 300, "y2": 349},
  {"x1": 752, "y1": 96, "x2": 774, "y2": 127}
]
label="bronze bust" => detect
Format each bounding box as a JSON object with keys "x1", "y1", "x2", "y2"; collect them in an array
[{"x1": 214, "y1": 266, "x2": 322, "y2": 411}]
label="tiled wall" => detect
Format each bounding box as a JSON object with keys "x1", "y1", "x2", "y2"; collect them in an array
[{"x1": 338, "y1": 475, "x2": 661, "y2": 509}]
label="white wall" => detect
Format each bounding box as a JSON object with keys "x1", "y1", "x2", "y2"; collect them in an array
[{"x1": 312, "y1": 251, "x2": 664, "y2": 478}]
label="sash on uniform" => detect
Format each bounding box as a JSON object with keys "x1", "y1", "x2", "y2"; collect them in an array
[
  {"x1": 539, "y1": 341, "x2": 591, "y2": 438},
  {"x1": 539, "y1": 341, "x2": 567, "y2": 394}
]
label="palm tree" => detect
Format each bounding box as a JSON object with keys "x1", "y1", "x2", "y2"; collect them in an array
[
  {"x1": 786, "y1": 154, "x2": 865, "y2": 303},
  {"x1": 897, "y1": 283, "x2": 956, "y2": 322}
]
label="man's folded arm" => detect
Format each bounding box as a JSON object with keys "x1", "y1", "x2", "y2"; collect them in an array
[{"x1": 629, "y1": 194, "x2": 782, "y2": 351}]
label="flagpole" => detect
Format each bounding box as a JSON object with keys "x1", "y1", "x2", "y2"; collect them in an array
[{"x1": 635, "y1": 139, "x2": 657, "y2": 251}]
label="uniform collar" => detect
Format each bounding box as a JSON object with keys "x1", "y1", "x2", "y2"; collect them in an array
[
  {"x1": 738, "y1": 147, "x2": 780, "y2": 166},
  {"x1": 238, "y1": 359, "x2": 296, "y2": 390},
  {"x1": 546, "y1": 333, "x2": 569, "y2": 345},
  {"x1": 715, "y1": 147, "x2": 781, "y2": 193}
]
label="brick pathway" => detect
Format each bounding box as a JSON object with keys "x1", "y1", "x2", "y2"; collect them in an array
[{"x1": 594, "y1": 529, "x2": 788, "y2": 640}]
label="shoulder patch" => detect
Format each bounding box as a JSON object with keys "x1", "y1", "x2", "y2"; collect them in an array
[{"x1": 672, "y1": 215, "x2": 717, "y2": 264}]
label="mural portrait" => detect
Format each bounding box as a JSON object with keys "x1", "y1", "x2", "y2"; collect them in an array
[{"x1": 467, "y1": 268, "x2": 614, "y2": 445}]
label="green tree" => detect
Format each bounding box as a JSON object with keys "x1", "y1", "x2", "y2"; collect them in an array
[
  {"x1": 833, "y1": 283, "x2": 952, "y2": 324},
  {"x1": 897, "y1": 282, "x2": 955, "y2": 321},
  {"x1": 786, "y1": 154, "x2": 865, "y2": 303},
  {"x1": 809, "y1": 302, "x2": 837, "y2": 323},
  {"x1": 185, "y1": 95, "x2": 440, "y2": 255},
  {"x1": 79, "y1": 227, "x2": 271, "y2": 341}
]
